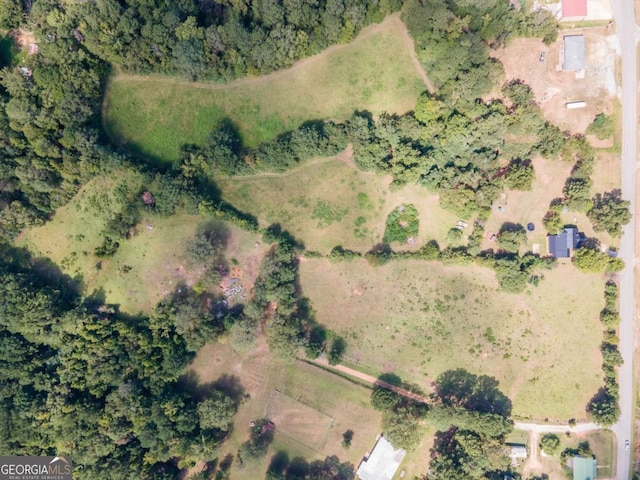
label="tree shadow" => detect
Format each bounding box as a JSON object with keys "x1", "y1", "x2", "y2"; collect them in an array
[
  {"x1": 177, "y1": 371, "x2": 246, "y2": 405},
  {"x1": 498, "y1": 222, "x2": 525, "y2": 234},
  {"x1": 431, "y1": 426, "x2": 458, "y2": 457},
  {"x1": 195, "y1": 219, "x2": 232, "y2": 246},
  {"x1": 432, "y1": 368, "x2": 512, "y2": 417},
  {"x1": 375, "y1": 372, "x2": 426, "y2": 397},
  {"x1": 580, "y1": 236, "x2": 600, "y2": 250},
  {"x1": 286, "y1": 456, "x2": 310, "y2": 477},
  {"x1": 219, "y1": 454, "x2": 234, "y2": 471},
  {"x1": 263, "y1": 223, "x2": 305, "y2": 250},
  {"x1": 378, "y1": 372, "x2": 402, "y2": 387},
  {"x1": 84, "y1": 287, "x2": 108, "y2": 309},
  {"x1": 30, "y1": 256, "x2": 84, "y2": 302},
  {"x1": 211, "y1": 373, "x2": 246, "y2": 405},
  {"x1": 267, "y1": 451, "x2": 290, "y2": 477}
]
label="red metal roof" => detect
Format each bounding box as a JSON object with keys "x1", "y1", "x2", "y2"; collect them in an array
[{"x1": 562, "y1": 0, "x2": 587, "y2": 17}]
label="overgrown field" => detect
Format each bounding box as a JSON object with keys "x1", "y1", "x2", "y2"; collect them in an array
[
  {"x1": 218, "y1": 154, "x2": 459, "y2": 252},
  {"x1": 103, "y1": 14, "x2": 426, "y2": 165},
  {"x1": 16, "y1": 173, "x2": 265, "y2": 314},
  {"x1": 298, "y1": 258, "x2": 604, "y2": 420}
]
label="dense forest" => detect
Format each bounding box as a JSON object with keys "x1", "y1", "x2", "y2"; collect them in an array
[
  {"x1": 0, "y1": 0, "x2": 629, "y2": 478},
  {"x1": 0, "y1": 242, "x2": 241, "y2": 479}
]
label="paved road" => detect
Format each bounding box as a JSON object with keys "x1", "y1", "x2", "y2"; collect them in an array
[{"x1": 610, "y1": 1, "x2": 638, "y2": 479}]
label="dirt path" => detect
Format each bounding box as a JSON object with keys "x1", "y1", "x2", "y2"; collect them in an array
[
  {"x1": 522, "y1": 431, "x2": 543, "y2": 477},
  {"x1": 395, "y1": 14, "x2": 435, "y2": 93},
  {"x1": 309, "y1": 357, "x2": 431, "y2": 404},
  {"x1": 106, "y1": 13, "x2": 434, "y2": 94}
]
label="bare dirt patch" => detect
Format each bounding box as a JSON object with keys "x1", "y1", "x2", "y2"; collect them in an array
[
  {"x1": 496, "y1": 27, "x2": 618, "y2": 133},
  {"x1": 12, "y1": 29, "x2": 35, "y2": 48}
]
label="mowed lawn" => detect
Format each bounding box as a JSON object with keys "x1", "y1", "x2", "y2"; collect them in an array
[
  {"x1": 103, "y1": 14, "x2": 426, "y2": 165},
  {"x1": 483, "y1": 154, "x2": 622, "y2": 253},
  {"x1": 16, "y1": 173, "x2": 264, "y2": 314},
  {"x1": 298, "y1": 258, "x2": 604, "y2": 420},
  {"x1": 218, "y1": 153, "x2": 459, "y2": 253}
]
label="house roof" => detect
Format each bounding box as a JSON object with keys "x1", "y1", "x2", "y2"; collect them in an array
[
  {"x1": 357, "y1": 436, "x2": 406, "y2": 480},
  {"x1": 563, "y1": 35, "x2": 586, "y2": 71},
  {"x1": 562, "y1": 0, "x2": 587, "y2": 17},
  {"x1": 573, "y1": 456, "x2": 597, "y2": 480},
  {"x1": 548, "y1": 227, "x2": 581, "y2": 258}
]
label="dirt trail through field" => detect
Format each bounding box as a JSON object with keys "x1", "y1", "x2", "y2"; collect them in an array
[
  {"x1": 395, "y1": 15, "x2": 435, "y2": 93},
  {"x1": 106, "y1": 13, "x2": 434, "y2": 93},
  {"x1": 522, "y1": 431, "x2": 543, "y2": 477},
  {"x1": 309, "y1": 357, "x2": 431, "y2": 404}
]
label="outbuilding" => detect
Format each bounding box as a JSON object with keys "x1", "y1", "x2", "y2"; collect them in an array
[
  {"x1": 507, "y1": 444, "x2": 528, "y2": 459},
  {"x1": 563, "y1": 35, "x2": 586, "y2": 72},
  {"x1": 357, "y1": 435, "x2": 406, "y2": 480},
  {"x1": 562, "y1": 0, "x2": 587, "y2": 18},
  {"x1": 572, "y1": 456, "x2": 597, "y2": 480}
]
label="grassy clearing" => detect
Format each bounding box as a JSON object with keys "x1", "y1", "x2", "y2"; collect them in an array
[
  {"x1": 16, "y1": 173, "x2": 264, "y2": 314},
  {"x1": 103, "y1": 14, "x2": 425, "y2": 165},
  {"x1": 189, "y1": 339, "x2": 387, "y2": 478},
  {"x1": 218, "y1": 154, "x2": 459, "y2": 252},
  {"x1": 298, "y1": 258, "x2": 604, "y2": 420}
]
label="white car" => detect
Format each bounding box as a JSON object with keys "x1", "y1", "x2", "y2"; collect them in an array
[{"x1": 625, "y1": 440, "x2": 630, "y2": 451}]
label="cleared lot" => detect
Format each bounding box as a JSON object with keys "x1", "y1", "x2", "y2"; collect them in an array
[{"x1": 496, "y1": 28, "x2": 618, "y2": 134}]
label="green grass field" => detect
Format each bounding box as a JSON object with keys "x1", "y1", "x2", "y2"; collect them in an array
[
  {"x1": 218, "y1": 154, "x2": 459, "y2": 252},
  {"x1": 103, "y1": 14, "x2": 426, "y2": 165},
  {"x1": 298, "y1": 258, "x2": 604, "y2": 420}
]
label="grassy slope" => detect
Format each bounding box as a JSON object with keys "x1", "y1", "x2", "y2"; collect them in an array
[
  {"x1": 218, "y1": 154, "x2": 459, "y2": 253},
  {"x1": 103, "y1": 14, "x2": 425, "y2": 165},
  {"x1": 298, "y1": 258, "x2": 604, "y2": 421}
]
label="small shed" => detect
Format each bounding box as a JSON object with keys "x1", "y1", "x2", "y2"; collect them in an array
[
  {"x1": 507, "y1": 444, "x2": 527, "y2": 459},
  {"x1": 563, "y1": 35, "x2": 586, "y2": 72},
  {"x1": 566, "y1": 101, "x2": 587, "y2": 109},
  {"x1": 562, "y1": 0, "x2": 587, "y2": 18},
  {"x1": 573, "y1": 456, "x2": 597, "y2": 480},
  {"x1": 357, "y1": 436, "x2": 406, "y2": 480}
]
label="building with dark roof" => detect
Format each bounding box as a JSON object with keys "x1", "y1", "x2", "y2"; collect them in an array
[
  {"x1": 548, "y1": 227, "x2": 582, "y2": 258},
  {"x1": 563, "y1": 35, "x2": 586, "y2": 71},
  {"x1": 562, "y1": 0, "x2": 587, "y2": 18}
]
